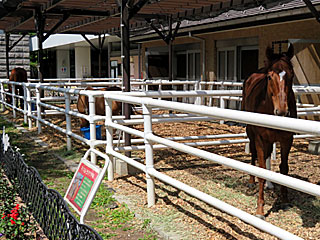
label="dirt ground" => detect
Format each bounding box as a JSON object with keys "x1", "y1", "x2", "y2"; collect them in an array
[{"x1": 3, "y1": 107, "x2": 320, "y2": 240}]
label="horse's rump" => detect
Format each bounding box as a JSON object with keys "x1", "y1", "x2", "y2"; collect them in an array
[
  {"x1": 9, "y1": 68, "x2": 28, "y2": 83},
  {"x1": 77, "y1": 86, "x2": 122, "y2": 128},
  {"x1": 6, "y1": 68, "x2": 28, "y2": 106}
]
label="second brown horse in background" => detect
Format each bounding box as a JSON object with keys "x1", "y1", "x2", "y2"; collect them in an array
[
  {"x1": 77, "y1": 86, "x2": 122, "y2": 128},
  {"x1": 242, "y1": 44, "x2": 297, "y2": 219},
  {"x1": 6, "y1": 68, "x2": 28, "y2": 108}
]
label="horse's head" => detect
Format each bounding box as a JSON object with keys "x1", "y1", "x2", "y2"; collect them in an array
[{"x1": 266, "y1": 44, "x2": 294, "y2": 116}]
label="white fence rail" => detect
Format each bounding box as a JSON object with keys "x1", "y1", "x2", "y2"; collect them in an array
[
  {"x1": 1, "y1": 79, "x2": 320, "y2": 240},
  {"x1": 102, "y1": 93, "x2": 320, "y2": 240}
]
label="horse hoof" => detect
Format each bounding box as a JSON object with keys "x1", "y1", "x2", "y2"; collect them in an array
[
  {"x1": 265, "y1": 181, "x2": 274, "y2": 190},
  {"x1": 279, "y1": 203, "x2": 292, "y2": 211},
  {"x1": 255, "y1": 214, "x2": 266, "y2": 220}
]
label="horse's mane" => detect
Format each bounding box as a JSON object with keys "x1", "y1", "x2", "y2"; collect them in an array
[{"x1": 242, "y1": 71, "x2": 267, "y2": 112}]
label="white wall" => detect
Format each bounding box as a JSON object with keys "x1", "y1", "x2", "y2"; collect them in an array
[
  {"x1": 56, "y1": 50, "x2": 70, "y2": 78},
  {"x1": 30, "y1": 34, "x2": 95, "y2": 51},
  {"x1": 75, "y1": 46, "x2": 91, "y2": 78}
]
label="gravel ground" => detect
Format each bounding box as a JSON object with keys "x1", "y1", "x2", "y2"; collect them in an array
[
  {"x1": 4, "y1": 108, "x2": 320, "y2": 240},
  {"x1": 107, "y1": 118, "x2": 320, "y2": 240}
]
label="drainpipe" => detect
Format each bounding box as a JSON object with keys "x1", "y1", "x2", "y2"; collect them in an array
[
  {"x1": 189, "y1": 32, "x2": 206, "y2": 105},
  {"x1": 189, "y1": 32, "x2": 206, "y2": 84}
]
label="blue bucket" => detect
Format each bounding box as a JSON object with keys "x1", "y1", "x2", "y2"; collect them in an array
[
  {"x1": 31, "y1": 102, "x2": 36, "y2": 111},
  {"x1": 80, "y1": 125, "x2": 102, "y2": 140}
]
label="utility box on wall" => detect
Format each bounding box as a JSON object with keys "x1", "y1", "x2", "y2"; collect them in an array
[
  {"x1": 56, "y1": 49, "x2": 70, "y2": 78},
  {"x1": 0, "y1": 34, "x2": 30, "y2": 78}
]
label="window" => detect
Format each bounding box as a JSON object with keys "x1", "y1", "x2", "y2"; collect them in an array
[
  {"x1": 147, "y1": 55, "x2": 169, "y2": 79},
  {"x1": 110, "y1": 60, "x2": 118, "y2": 78},
  {"x1": 217, "y1": 47, "x2": 236, "y2": 82},
  {"x1": 217, "y1": 45, "x2": 258, "y2": 110}
]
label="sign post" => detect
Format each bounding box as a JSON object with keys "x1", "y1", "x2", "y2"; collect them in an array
[{"x1": 64, "y1": 149, "x2": 110, "y2": 223}]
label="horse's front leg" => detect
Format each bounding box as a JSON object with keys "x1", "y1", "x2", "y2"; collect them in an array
[
  {"x1": 279, "y1": 135, "x2": 293, "y2": 206},
  {"x1": 255, "y1": 138, "x2": 266, "y2": 219},
  {"x1": 249, "y1": 140, "x2": 257, "y2": 187}
]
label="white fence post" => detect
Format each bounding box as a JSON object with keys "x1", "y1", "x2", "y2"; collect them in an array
[
  {"x1": 271, "y1": 142, "x2": 277, "y2": 160},
  {"x1": 219, "y1": 97, "x2": 225, "y2": 124},
  {"x1": 183, "y1": 83, "x2": 187, "y2": 103},
  {"x1": 26, "y1": 85, "x2": 32, "y2": 129},
  {"x1": 195, "y1": 81, "x2": 202, "y2": 105},
  {"x1": 23, "y1": 85, "x2": 27, "y2": 124},
  {"x1": 65, "y1": 92, "x2": 72, "y2": 151},
  {"x1": 88, "y1": 95, "x2": 97, "y2": 164},
  {"x1": 158, "y1": 81, "x2": 162, "y2": 100},
  {"x1": 12, "y1": 84, "x2": 16, "y2": 118},
  {"x1": 105, "y1": 98, "x2": 114, "y2": 181},
  {"x1": 143, "y1": 104, "x2": 155, "y2": 207},
  {"x1": 36, "y1": 85, "x2": 42, "y2": 134}
]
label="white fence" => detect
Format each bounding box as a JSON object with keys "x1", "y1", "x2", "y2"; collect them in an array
[
  {"x1": 103, "y1": 92, "x2": 320, "y2": 240},
  {"x1": 1, "y1": 79, "x2": 320, "y2": 239}
]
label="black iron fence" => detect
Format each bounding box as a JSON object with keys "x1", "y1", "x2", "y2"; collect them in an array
[{"x1": 0, "y1": 141, "x2": 103, "y2": 240}]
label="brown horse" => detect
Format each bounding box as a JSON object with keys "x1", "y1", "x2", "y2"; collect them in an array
[
  {"x1": 6, "y1": 68, "x2": 28, "y2": 108},
  {"x1": 77, "y1": 86, "x2": 122, "y2": 128},
  {"x1": 242, "y1": 44, "x2": 297, "y2": 219}
]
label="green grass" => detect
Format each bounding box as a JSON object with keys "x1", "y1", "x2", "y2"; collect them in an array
[
  {"x1": 139, "y1": 234, "x2": 158, "y2": 240},
  {"x1": 0, "y1": 115, "x2": 159, "y2": 240},
  {"x1": 92, "y1": 184, "x2": 116, "y2": 209},
  {"x1": 142, "y1": 219, "x2": 151, "y2": 229},
  {"x1": 55, "y1": 146, "x2": 83, "y2": 162}
]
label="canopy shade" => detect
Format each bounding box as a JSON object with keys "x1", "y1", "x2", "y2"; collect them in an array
[{"x1": 0, "y1": 0, "x2": 317, "y2": 37}]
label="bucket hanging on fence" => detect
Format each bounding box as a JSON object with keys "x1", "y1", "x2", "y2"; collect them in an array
[
  {"x1": 80, "y1": 125, "x2": 102, "y2": 140},
  {"x1": 31, "y1": 102, "x2": 36, "y2": 111}
]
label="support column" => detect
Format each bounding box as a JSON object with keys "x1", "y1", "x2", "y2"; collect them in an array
[
  {"x1": 97, "y1": 34, "x2": 106, "y2": 78},
  {"x1": 5, "y1": 32, "x2": 10, "y2": 79},
  {"x1": 168, "y1": 17, "x2": 173, "y2": 82},
  {"x1": 122, "y1": 0, "x2": 131, "y2": 158},
  {"x1": 75, "y1": 46, "x2": 91, "y2": 78},
  {"x1": 35, "y1": 9, "x2": 45, "y2": 83},
  {"x1": 138, "y1": 43, "x2": 141, "y2": 79},
  {"x1": 34, "y1": 9, "x2": 45, "y2": 112},
  {"x1": 107, "y1": 42, "x2": 112, "y2": 78},
  {"x1": 115, "y1": 0, "x2": 150, "y2": 176},
  {"x1": 98, "y1": 35, "x2": 102, "y2": 78}
]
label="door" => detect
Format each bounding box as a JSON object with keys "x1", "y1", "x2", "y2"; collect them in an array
[{"x1": 240, "y1": 46, "x2": 259, "y2": 81}]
